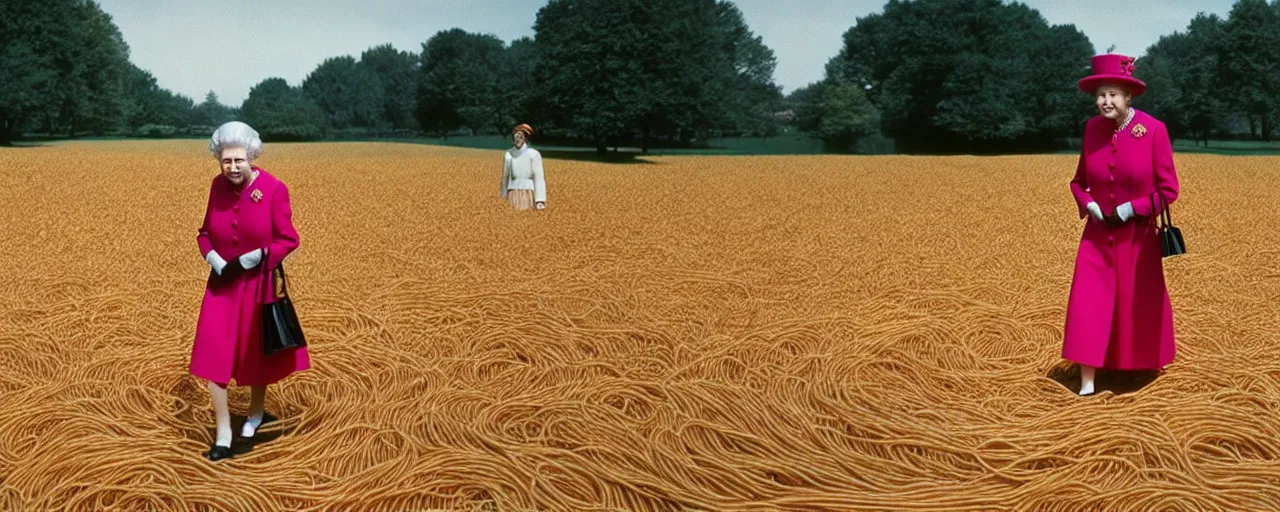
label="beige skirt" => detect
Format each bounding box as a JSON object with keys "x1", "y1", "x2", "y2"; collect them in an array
[{"x1": 507, "y1": 189, "x2": 534, "y2": 210}]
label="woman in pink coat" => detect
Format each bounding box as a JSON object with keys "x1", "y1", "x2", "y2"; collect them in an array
[
  {"x1": 1063, "y1": 54, "x2": 1180, "y2": 396},
  {"x1": 191, "y1": 121, "x2": 309, "y2": 460}
]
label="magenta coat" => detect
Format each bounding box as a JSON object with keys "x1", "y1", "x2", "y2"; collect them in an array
[
  {"x1": 190, "y1": 167, "x2": 309, "y2": 386},
  {"x1": 1062, "y1": 109, "x2": 1180, "y2": 370}
]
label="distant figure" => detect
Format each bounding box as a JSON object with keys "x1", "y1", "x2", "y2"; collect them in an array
[
  {"x1": 500, "y1": 123, "x2": 547, "y2": 210},
  {"x1": 191, "y1": 121, "x2": 309, "y2": 460},
  {"x1": 1062, "y1": 54, "x2": 1180, "y2": 396}
]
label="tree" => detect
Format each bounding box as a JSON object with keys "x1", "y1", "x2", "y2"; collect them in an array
[
  {"x1": 359, "y1": 44, "x2": 419, "y2": 131},
  {"x1": 1217, "y1": 0, "x2": 1280, "y2": 141},
  {"x1": 1138, "y1": 13, "x2": 1225, "y2": 145},
  {"x1": 785, "y1": 81, "x2": 827, "y2": 133},
  {"x1": 497, "y1": 37, "x2": 540, "y2": 135},
  {"x1": 302, "y1": 55, "x2": 385, "y2": 130},
  {"x1": 415, "y1": 29, "x2": 506, "y2": 137},
  {"x1": 165, "y1": 93, "x2": 197, "y2": 130},
  {"x1": 0, "y1": 0, "x2": 134, "y2": 141},
  {"x1": 51, "y1": 0, "x2": 133, "y2": 136},
  {"x1": 121, "y1": 63, "x2": 161, "y2": 130},
  {"x1": 242, "y1": 77, "x2": 327, "y2": 141},
  {"x1": 193, "y1": 91, "x2": 236, "y2": 127},
  {"x1": 1, "y1": 0, "x2": 158, "y2": 141},
  {"x1": 120, "y1": 63, "x2": 191, "y2": 132},
  {"x1": 1030, "y1": 25, "x2": 1099, "y2": 140},
  {"x1": 534, "y1": 0, "x2": 757, "y2": 153},
  {"x1": 827, "y1": 0, "x2": 1094, "y2": 152},
  {"x1": 818, "y1": 82, "x2": 880, "y2": 152},
  {"x1": 711, "y1": 1, "x2": 784, "y2": 139},
  {"x1": 0, "y1": 0, "x2": 71, "y2": 144}
]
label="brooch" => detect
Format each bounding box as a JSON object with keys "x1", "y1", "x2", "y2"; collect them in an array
[
  {"x1": 250, "y1": 189, "x2": 263, "y2": 203},
  {"x1": 1120, "y1": 57, "x2": 1136, "y2": 76},
  {"x1": 1132, "y1": 123, "x2": 1147, "y2": 138}
]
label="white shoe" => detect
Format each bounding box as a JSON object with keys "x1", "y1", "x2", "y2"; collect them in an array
[{"x1": 241, "y1": 412, "x2": 276, "y2": 438}]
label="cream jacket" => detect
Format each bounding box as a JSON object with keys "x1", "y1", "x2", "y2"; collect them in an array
[{"x1": 500, "y1": 144, "x2": 547, "y2": 203}]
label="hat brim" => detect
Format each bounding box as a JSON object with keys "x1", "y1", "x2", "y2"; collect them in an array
[{"x1": 1079, "y1": 75, "x2": 1146, "y2": 96}]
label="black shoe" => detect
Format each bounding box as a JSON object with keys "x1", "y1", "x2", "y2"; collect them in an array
[{"x1": 207, "y1": 444, "x2": 232, "y2": 461}]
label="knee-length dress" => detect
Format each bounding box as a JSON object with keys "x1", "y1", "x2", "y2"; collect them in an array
[
  {"x1": 190, "y1": 167, "x2": 310, "y2": 385},
  {"x1": 1062, "y1": 110, "x2": 1180, "y2": 370}
]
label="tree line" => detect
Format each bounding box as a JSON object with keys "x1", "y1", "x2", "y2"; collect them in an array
[
  {"x1": 4, "y1": 0, "x2": 1280, "y2": 152},
  {"x1": 1137, "y1": 0, "x2": 1280, "y2": 145}
]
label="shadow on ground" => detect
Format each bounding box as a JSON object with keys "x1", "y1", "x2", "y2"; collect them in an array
[
  {"x1": 170, "y1": 376, "x2": 298, "y2": 460},
  {"x1": 538, "y1": 149, "x2": 660, "y2": 165},
  {"x1": 1047, "y1": 362, "x2": 1162, "y2": 396}
]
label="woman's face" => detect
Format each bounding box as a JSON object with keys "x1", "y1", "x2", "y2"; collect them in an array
[
  {"x1": 220, "y1": 146, "x2": 251, "y2": 185},
  {"x1": 513, "y1": 131, "x2": 527, "y2": 148},
  {"x1": 1095, "y1": 84, "x2": 1131, "y2": 121}
]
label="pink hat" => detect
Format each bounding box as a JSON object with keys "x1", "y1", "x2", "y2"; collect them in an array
[{"x1": 1078, "y1": 53, "x2": 1146, "y2": 96}]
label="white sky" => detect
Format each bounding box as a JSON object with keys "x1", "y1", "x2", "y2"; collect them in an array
[{"x1": 94, "y1": 0, "x2": 1237, "y2": 106}]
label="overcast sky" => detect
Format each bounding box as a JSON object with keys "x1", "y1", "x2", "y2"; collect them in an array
[{"x1": 95, "y1": 0, "x2": 1237, "y2": 107}]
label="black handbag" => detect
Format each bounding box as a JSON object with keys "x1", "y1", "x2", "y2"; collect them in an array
[
  {"x1": 1153, "y1": 192, "x2": 1185, "y2": 258},
  {"x1": 261, "y1": 262, "x2": 307, "y2": 357}
]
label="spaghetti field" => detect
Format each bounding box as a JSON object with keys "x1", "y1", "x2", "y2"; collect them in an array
[{"x1": 1, "y1": 140, "x2": 1277, "y2": 511}]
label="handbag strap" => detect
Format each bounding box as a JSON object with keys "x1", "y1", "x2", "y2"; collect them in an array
[
  {"x1": 1148, "y1": 191, "x2": 1171, "y2": 229},
  {"x1": 260, "y1": 258, "x2": 274, "y2": 300},
  {"x1": 1144, "y1": 119, "x2": 1175, "y2": 229},
  {"x1": 276, "y1": 263, "x2": 289, "y2": 296},
  {"x1": 258, "y1": 175, "x2": 290, "y2": 301},
  {"x1": 1160, "y1": 191, "x2": 1172, "y2": 228},
  {"x1": 1149, "y1": 192, "x2": 1163, "y2": 228},
  {"x1": 1147, "y1": 191, "x2": 1175, "y2": 229},
  {"x1": 260, "y1": 261, "x2": 290, "y2": 300}
]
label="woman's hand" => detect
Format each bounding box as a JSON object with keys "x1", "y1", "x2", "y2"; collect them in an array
[
  {"x1": 221, "y1": 256, "x2": 245, "y2": 278},
  {"x1": 1115, "y1": 202, "x2": 1134, "y2": 222},
  {"x1": 238, "y1": 248, "x2": 264, "y2": 270},
  {"x1": 206, "y1": 251, "x2": 229, "y2": 276},
  {"x1": 1086, "y1": 202, "x2": 1104, "y2": 222},
  {"x1": 1103, "y1": 202, "x2": 1135, "y2": 227}
]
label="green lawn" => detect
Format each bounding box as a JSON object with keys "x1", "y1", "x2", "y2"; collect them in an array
[
  {"x1": 1171, "y1": 139, "x2": 1280, "y2": 155},
  {"x1": 1053, "y1": 137, "x2": 1280, "y2": 156},
  {"x1": 338, "y1": 134, "x2": 1280, "y2": 156},
  {"x1": 373, "y1": 134, "x2": 827, "y2": 155},
  {"x1": 16, "y1": 133, "x2": 1280, "y2": 157}
]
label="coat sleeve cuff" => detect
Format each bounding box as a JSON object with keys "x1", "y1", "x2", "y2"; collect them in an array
[
  {"x1": 1116, "y1": 202, "x2": 1134, "y2": 222},
  {"x1": 205, "y1": 250, "x2": 227, "y2": 273}
]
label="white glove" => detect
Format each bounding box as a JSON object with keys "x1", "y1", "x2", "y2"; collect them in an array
[
  {"x1": 238, "y1": 248, "x2": 264, "y2": 270},
  {"x1": 1116, "y1": 202, "x2": 1134, "y2": 223},
  {"x1": 1085, "y1": 202, "x2": 1104, "y2": 222},
  {"x1": 206, "y1": 251, "x2": 228, "y2": 276}
]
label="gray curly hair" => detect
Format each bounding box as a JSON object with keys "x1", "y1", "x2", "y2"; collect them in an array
[{"x1": 209, "y1": 121, "x2": 263, "y2": 161}]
